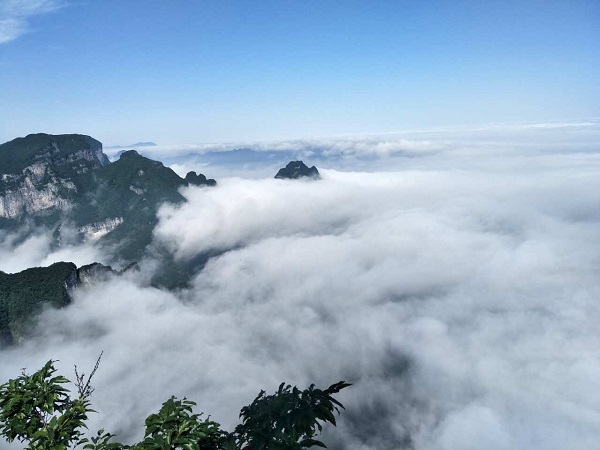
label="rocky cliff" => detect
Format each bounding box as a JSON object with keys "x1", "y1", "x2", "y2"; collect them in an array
[
  {"x1": 0, "y1": 134, "x2": 109, "y2": 220},
  {"x1": 0, "y1": 134, "x2": 216, "y2": 262}
]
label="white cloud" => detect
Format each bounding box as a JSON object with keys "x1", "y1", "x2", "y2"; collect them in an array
[
  {"x1": 0, "y1": 0, "x2": 66, "y2": 44},
  {"x1": 0, "y1": 226, "x2": 110, "y2": 274},
  {"x1": 114, "y1": 120, "x2": 600, "y2": 180},
  {"x1": 0, "y1": 230, "x2": 51, "y2": 272},
  {"x1": 1, "y1": 125, "x2": 600, "y2": 448}
]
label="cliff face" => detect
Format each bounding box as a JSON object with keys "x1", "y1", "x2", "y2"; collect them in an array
[
  {"x1": 0, "y1": 178, "x2": 74, "y2": 219},
  {"x1": 0, "y1": 134, "x2": 216, "y2": 262},
  {"x1": 0, "y1": 134, "x2": 109, "y2": 220}
]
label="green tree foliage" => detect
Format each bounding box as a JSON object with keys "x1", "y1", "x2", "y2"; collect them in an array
[
  {"x1": 0, "y1": 360, "x2": 91, "y2": 450},
  {"x1": 131, "y1": 397, "x2": 224, "y2": 450},
  {"x1": 0, "y1": 361, "x2": 349, "y2": 450},
  {"x1": 234, "y1": 382, "x2": 350, "y2": 450}
]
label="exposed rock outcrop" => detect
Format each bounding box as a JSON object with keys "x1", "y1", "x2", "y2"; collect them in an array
[
  {"x1": 78, "y1": 217, "x2": 124, "y2": 240},
  {"x1": 0, "y1": 134, "x2": 109, "y2": 220}
]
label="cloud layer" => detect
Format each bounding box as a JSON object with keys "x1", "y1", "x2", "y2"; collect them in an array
[
  {"x1": 1, "y1": 125, "x2": 600, "y2": 449},
  {"x1": 108, "y1": 120, "x2": 600, "y2": 179}
]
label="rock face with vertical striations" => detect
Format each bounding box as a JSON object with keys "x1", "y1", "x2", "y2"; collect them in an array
[
  {"x1": 274, "y1": 161, "x2": 320, "y2": 180},
  {"x1": 0, "y1": 134, "x2": 109, "y2": 220}
]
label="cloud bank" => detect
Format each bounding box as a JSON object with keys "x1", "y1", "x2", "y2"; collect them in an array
[
  {"x1": 1, "y1": 125, "x2": 600, "y2": 449},
  {"x1": 109, "y1": 120, "x2": 600, "y2": 179}
]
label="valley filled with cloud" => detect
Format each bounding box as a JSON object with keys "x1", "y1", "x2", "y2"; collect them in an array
[{"x1": 1, "y1": 123, "x2": 599, "y2": 449}]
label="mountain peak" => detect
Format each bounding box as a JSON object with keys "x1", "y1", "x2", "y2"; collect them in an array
[
  {"x1": 107, "y1": 141, "x2": 157, "y2": 149},
  {"x1": 185, "y1": 171, "x2": 217, "y2": 187},
  {"x1": 119, "y1": 149, "x2": 142, "y2": 158},
  {"x1": 274, "y1": 161, "x2": 320, "y2": 180},
  {"x1": 0, "y1": 133, "x2": 109, "y2": 174}
]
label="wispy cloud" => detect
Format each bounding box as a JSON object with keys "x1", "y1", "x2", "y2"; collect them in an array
[{"x1": 0, "y1": 0, "x2": 66, "y2": 44}]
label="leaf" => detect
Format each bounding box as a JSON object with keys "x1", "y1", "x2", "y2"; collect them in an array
[{"x1": 299, "y1": 438, "x2": 328, "y2": 448}]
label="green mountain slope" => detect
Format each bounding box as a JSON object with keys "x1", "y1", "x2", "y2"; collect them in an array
[
  {"x1": 0, "y1": 262, "x2": 77, "y2": 345},
  {"x1": 0, "y1": 134, "x2": 220, "y2": 346},
  {"x1": 72, "y1": 150, "x2": 191, "y2": 260},
  {"x1": 0, "y1": 261, "x2": 135, "y2": 346},
  {"x1": 0, "y1": 134, "x2": 216, "y2": 262}
]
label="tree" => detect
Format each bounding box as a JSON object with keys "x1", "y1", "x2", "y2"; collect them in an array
[
  {"x1": 0, "y1": 360, "x2": 91, "y2": 450},
  {"x1": 233, "y1": 382, "x2": 350, "y2": 450},
  {"x1": 131, "y1": 397, "x2": 224, "y2": 450},
  {"x1": 0, "y1": 360, "x2": 349, "y2": 450}
]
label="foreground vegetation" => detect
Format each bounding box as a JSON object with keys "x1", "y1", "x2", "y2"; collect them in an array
[{"x1": 0, "y1": 359, "x2": 349, "y2": 450}]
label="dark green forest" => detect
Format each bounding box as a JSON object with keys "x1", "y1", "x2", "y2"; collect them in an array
[{"x1": 0, "y1": 262, "x2": 77, "y2": 345}]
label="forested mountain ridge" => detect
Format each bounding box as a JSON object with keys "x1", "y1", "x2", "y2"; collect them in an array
[
  {"x1": 0, "y1": 133, "x2": 220, "y2": 346},
  {"x1": 0, "y1": 261, "x2": 137, "y2": 346},
  {"x1": 0, "y1": 133, "x2": 216, "y2": 261}
]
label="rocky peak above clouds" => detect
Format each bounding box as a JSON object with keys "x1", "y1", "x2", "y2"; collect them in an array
[{"x1": 274, "y1": 160, "x2": 320, "y2": 180}]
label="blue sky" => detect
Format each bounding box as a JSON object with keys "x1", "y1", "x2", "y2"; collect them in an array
[{"x1": 0, "y1": 0, "x2": 598, "y2": 146}]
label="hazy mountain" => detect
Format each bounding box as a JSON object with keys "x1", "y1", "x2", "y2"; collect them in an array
[{"x1": 107, "y1": 142, "x2": 157, "y2": 149}]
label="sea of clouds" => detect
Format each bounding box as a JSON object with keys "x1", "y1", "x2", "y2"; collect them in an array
[{"x1": 1, "y1": 122, "x2": 600, "y2": 449}]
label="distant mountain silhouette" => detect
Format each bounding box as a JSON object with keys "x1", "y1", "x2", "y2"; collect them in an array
[{"x1": 107, "y1": 141, "x2": 157, "y2": 148}]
